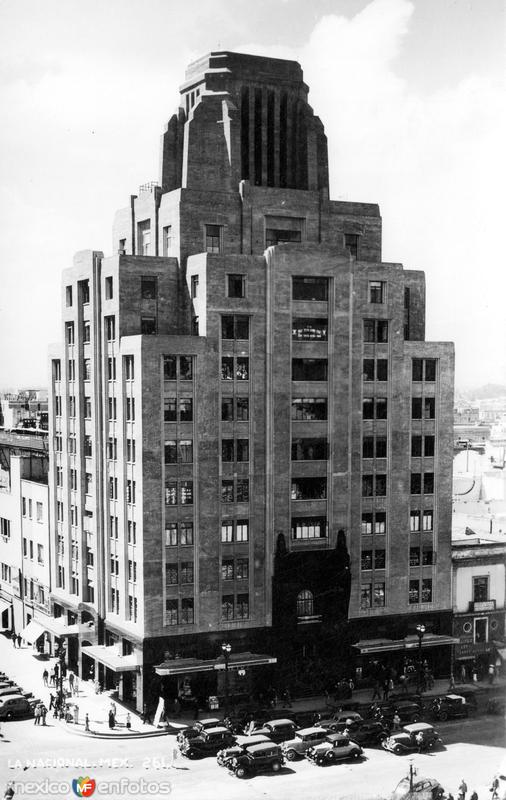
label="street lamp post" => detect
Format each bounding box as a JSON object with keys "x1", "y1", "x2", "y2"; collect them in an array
[
  {"x1": 416, "y1": 624, "x2": 426, "y2": 694},
  {"x1": 55, "y1": 640, "x2": 67, "y2": 715},
  {"x1": 221, "y1": 643, "x2": 231, "y2": 716}
]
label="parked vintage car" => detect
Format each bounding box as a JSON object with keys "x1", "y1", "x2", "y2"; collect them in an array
[
  {"x1": 251, "y1": 718, "x2": 298, "y2": 744},
  {"x1": 347, "y1": 721, "x2": 389, "y2": 747},
  {"x1": 230, "y1": 742, "x2": 285, "y2": 778},
  {"x1": 216, "y1": 734, "x2": 271, "y2": 767},
  {"x1": 0, "y1": 686, "x2": 23, "y2": 698},
  {"x1": 306, "y1": 733, "x2": 363, "y2": 765},
  {"x1": 430, "y1": 694, "x2": 471, "y2": 721},
  {"x1": 382, "y1": 723, "x2": 441, "y2": 755},
  {"x1": 366, "y1": 701, "x2": 423, "y2": 725},
  {"x1": 176, "y1": 717, "x2": 222, "y2": 744},
  {"x1": 179, "y1": 726, "x2": 236, "y2": 759},
  {"x1": 392, "y1": 775, "x2": 445, "y2": 800},
  {"x1": 316, "y1": 710, "x2": 364, "y2": 732},
  {"x1": 0, "y1": 695, "x2": 34, "y2": 720},
  {"x1": 281, "y1": 727, "x2": 331, "y2": 760}
]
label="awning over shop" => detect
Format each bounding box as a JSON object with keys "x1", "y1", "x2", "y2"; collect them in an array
[
  {"x1": 41, "y1": 617, "x2": 79, "y2": 638},
  {"x1": 20, "y1": 620, "x2": 47, "y2": 644},
  {"x1": 155, "y1": 651, "x2": 277, "y2": 676},
  {"x1": 81, "y1": 644, "x2": 138, "y2": 672},
  {"x1": 496, "y1": 648, "x2": 506, "y2": 662},
  {"x1": 0, "y1": 597, "x2": 12, "y2": 615},
  {"x1": 353, "y1": 634, "x2": 460, "y2": 655}
]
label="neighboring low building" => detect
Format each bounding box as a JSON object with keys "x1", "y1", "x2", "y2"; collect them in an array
[
  {"x1": 452, "y1": 527, "x2": 506, "y2": 676},
  {"x1": 0, "y1": 431, "x2": 53, "y2": 646},
  {"x1": 0, "y1": 390, "x2": 49, "y2": 431}
]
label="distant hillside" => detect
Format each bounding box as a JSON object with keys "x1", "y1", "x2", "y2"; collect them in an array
[{"x1": 466, "y1": 384, "x2": 506, "y2": 400}]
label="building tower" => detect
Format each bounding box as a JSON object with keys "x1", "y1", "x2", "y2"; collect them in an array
[{"x1": 48, "y1": 52, "x2": 455, "y2": 712}]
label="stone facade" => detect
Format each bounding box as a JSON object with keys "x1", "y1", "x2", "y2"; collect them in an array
[{"x1": 48, "y1": 51, "x2": 455, "y2": 711}]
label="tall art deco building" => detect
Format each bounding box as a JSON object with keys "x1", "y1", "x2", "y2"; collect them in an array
[{"x1": 48, "y1": 52, "x2": 455, "y2": 712}]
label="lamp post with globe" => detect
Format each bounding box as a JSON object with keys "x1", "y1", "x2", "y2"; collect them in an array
[
  {"x1": 416, "y1": 624, "x2": 426, "y2": 694},
  {"x1": 221, "y1": 643, "x2": 232, "y2": 716}
]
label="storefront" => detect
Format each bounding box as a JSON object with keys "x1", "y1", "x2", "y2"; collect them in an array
[
  {"x1": 81, "y1": 643, "x2": 140, "y2": 706},
  {"x1": 352, "y1": 633, "x2": 460, "y2": 683}
]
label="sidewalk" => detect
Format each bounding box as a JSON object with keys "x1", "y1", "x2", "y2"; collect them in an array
[
  {"x1": 0, "y1": 633, "x2": 176, "y2": 739},
  {"x1": 2, "y1": 633, "x2": 504, "y2": 738}
]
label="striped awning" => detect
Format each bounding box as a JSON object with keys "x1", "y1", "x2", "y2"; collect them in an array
[
  {"x1": 155, "y1": 651, "x2": 277, "y2": 676},
  {"x1": 353, "y1": 634, "x2": 460, "y2": 655}
]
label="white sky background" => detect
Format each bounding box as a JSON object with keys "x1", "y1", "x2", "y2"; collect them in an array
[{"x1": 0, "y1": 0, "x2": 504, "y2": 390}]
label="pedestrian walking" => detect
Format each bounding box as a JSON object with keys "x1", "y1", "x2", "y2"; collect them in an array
[
  {"x1": 460, "y1": 664, "x2": 467, "y2": 683},
  {"x1": 54, "y1": 663, "x2": 59, "y2": 683},
  {"x1": 382, "y1": 678, "x2": 390, "y2": 700},
  {"x1": 448, "y1": 674, "x2": 456, "y2": 692},
  {"x1": 458, "y1": 779, "x2": 468, "y2": 800},
  {"x1": 68, "y1": 671, "x2": 74, "y2": 692},
  {"x1": 42, "y1": 669, "x2": 49, "y2": 687},
  {"x1": 126, "y1": 713, "x2": 131, "y2": 730},
  {"x1": 73, "y1": 705, "x2": 79, "y2": 725},
  {"x1": 10, "y1": 632, "x2": 16, "y2": 648},
  {"x1": 282, "y1": 687, "x2": 292, "y2": 707},
  {"x1": 73, "y1": 676, "x2": 79, "y2": 696},
  {"x1": 488, "y1": 664, "x2": 495, "y2": 685},
  {"x1": 16, "y1": 635, "x2": 21, "y2": 648},
  {"x1": 41, "y1": 704, "x2": 47, "y2": 725},
  {"x1": 85, "y1": 713, "x2": 90, "y2": 732},
  {"x1": 108, "y1": 709, "x2": 115, "y2": 729},
  {"x1": 48, "y1": 693, "x2": 55, "y2": 710},
  {"x1": 371, "y1": 680, "x2": 382, "y2": 701},
  {"x1": 33, "y1": 704, "x2": 41, "y2": 726},
  {"x1": 49, "y1": 667, "x2": 55, "y2": 687},
  {"x1": 392, "y1": 711, "x2": 401, "y2": 731}
]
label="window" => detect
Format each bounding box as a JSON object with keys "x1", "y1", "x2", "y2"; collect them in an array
[
  {"x1": 165, "y1": 523, "x2": 178, "y2": 547},
  {"x1": 373, "y1": 550, "x2": 385, "y2": 569},
  {"x1": 374, "y1": 583, "x2": 385, "y2": 607},
  {"x1": 412, "y1": 358, "x2": 437, "y2": 382},
  {"x1": 292, "y1": 318, "x2": 328, "y2": 341},
  {"x1": 291, "y1": 517, "x2": 327, "y2": 540},
  {"x1": 23, "y1": 537, "x2": 27, "y2": 556},
  {"x1": 291, "y1": 398, "x2": 327, "y2": 421},
  {"x1": 180, "y1": 356, "x2": 193, "y2": 380},
  {"x1": 108, "y1": 397, "x2": 116, "y2": 420},
  {"x1": 166, "y1": 563, "x2": 178, "y2": 585},
  {"x1": 165, "y1": 481, "x2": 177, "y2": 505},
  {"x1": 369, "y1": 281, "x2": 385, "y2": 303},
  {"x1": 166, "y1": 599, "x2": 178, "y2": 625},
  {"x1": 411, "y1": 435, "x2": 422, "y2": 457},
  {"x1": 124, "y1": 356, "x2": 135, "y2": 380},
  {"x1": 205, "y1": 224, "x2": 222, "y2": 253},
  {"x1": 69, "y1": 396, "x2": 77, "y2": 417},
  {"x1": 236, "y1": 520, "x2": 249, "y2": 542},
  {"x1": 361, "y1": 513, "x2": 373, "y2": 535},
  {"x1": 361, "y1": 584, "x2": 372, "y2": 609},
  {"x1": 291, "y1": 438, "x2": 328, "y2": 461},
  {"x1": 70, "y1": 468, "x2": 77, "y2": 490},
  {"x1": 292, "y1": 276, "x2": 328, "y2": 301},
  {"x1": 236, "y1": 593, "x2": 249, "y2": 619},
  {"x1": 423, "y1": 473, "x2": 434, "y2": 494},
  {"x1": 54, "y1": 434, "x2": 63, "y2": 452},
  {"x1": 362, "y1": 474, "x2": 386, "y2": 496},
  {"x1": 109, "y1": 477, "x2": 118, "y2": 499},
  {"x1": 221, "y1": 480, "x2": 234, "y2": 503},
  {"x1": 375, "y1": 512, "x2": 386, "y2": 534},
  {"x1": 411, "y1": 474, "x2": 422, "y2": 494},
  {"x1": 85, "y1": 473, "x2": 92, "y2": 494},
  {"x1": 190, "y1": 275, "x2": 199, "y2": 299},
  {"x1": 474, "y1": 617, "x2": 488, "y2": 644},
  {"x1": 180, "y1": 562, "x2": 194, "y2": 584},
  {"x1": 53, "y1": 359, "x2": 61, "y2": 381},
  {"x1": 138, "y1": 220, "x2": 151, "y2": 255},
  {"x1": 141, "y1": 276, "x2": 157, "y2": 300},
  {"x1": 54, "y1": 396, "x2": 62, "y2": 416},
  {"x1": 221, "y1": 356, "x2": 249, "y2": 381},
  {"x1": 363, "y1": 359, "x2": 375, "y2": 382},
  {"x1": 180, "y1": 522, "x2": 193, "y2": 545},
  {"x1": 179, "y1": 440, "x2": 193, "y2": 463},
  {"x1": 127, "y1": 520, "x2": 136, "y2": 544},
  {"x1": 126, "y1": 480, "x2": 136, "y2": 504},
  {"x1": 236, "y1": 439, "x2": 249, "y2": 462},
  {"x1": 410, "y1": 547, "x2": 420, "y2": 566},
  {"x1": 162, "y1": 225, "x2": 172, "y2": 256},
  {"x1": 362, "y1": 398, "x2": 387, "y2": 419},
  {"x1": 424, "y1": 435, "x2": 435, "y2": 456},
  {"x1": 291, "y1": 477, "x2": 327, "y2": 500},
  {"x1": 409, "y1": 580, "x2": 419, "y2": 604},
  {"x1": 0, "y1": 518, "x2": 11, "y2": 540},
  {"x1": 164, "y1": 397, "x2": 177, "y2": 422},
  {"x1": 345, "y1": 233, "x2": 359, "y2": 257},
  {"x1": 237, "y1": 479, "x2": 249, "y2": 502},
  {"x1": 83, "y1": 358, "x2": 91, "y2": 381},
  {"x1": 362, "y1": 436, "x2": 387, "y2": 458},
  {"x1": 105, "y1": 276, "x2": 113, "y2": 299},
  {"x1": 126, "y1": 438, "x2": 136, "y2": 463},
  {"x1": 221, "y1": 398, "x2": 233, "y2": 422},
  {"x1": 266, "y1": 228, "x2": 301, "y2": 247},
  {"x1": 68, "y1": 359, "x2": 75, "y2": 381},
  {"x1": 221, "y1": 521, "x2": 233, "y2": 543},
  {"x1": 141, "y1": 316, "x2": 157, "y2": 334},
  {"x1": 222, "y1": 559, "x2": 234, "y2": 581},
  {"x1": 422, "y1": 549, "x2": 434, "y2": 566},
  {"x1": 236, "y1": 558, "x2": 248, "y2": 580},
  {"x1": 83, "y1": 322, "x2": 91, "y2": 343},
  {"x1": 297, "y1": 589, "x2": 314, "y2": 617},
  {"x1": 221, "y1": 315, "x2": 249, "y2": 340},
  {"x1": 473, "y1": 576, "x2": 489, "y2": 603},
  {"x1": 228, "y1": 274, "x2": 245, "y2": 298},
  {"x1": 179, "y1": 398, "x2": 193, "y2": 421},
  {"x1": 66, "y1": 322, "x2": 75, "y2": 345},
  {"x1": 410, "y1": 511, "x2": 421, "y2": 532},
  {"x1": 110, "y1": 515, "x2": 118, "y2": 539},
  {"x1": 421, "y1": 578, "x2": 432, "y2": 603},
  {"x1": 412, "y1": 397, "x2": 435, "y2": 419},
  {"x1": 79, "y1": 279, "x2": 90, "y2": 304},
  {"x1": 361, "y1": 551, "x2": 373, "y2": 570},
  {"x1": 292, "y1": 359, "x2": 328, "y2": 381},
  {"x1": 126, "y1": 397, "x2": 135, "y2": 421},
  {"x1": 106, "y1": 436, "x2": 116, "y2": 460},
  {"x1": 422, "y1": 510, "x2": 433, "y2": 531},
  {"x1": 221, "y1": 439, "x2": 234, "y2": 462},
  {"x1": 181, "y1": 598, "x2": 194, "y2": 624},
  {"x1": 57, "y1": 501, "x2": 64, "y2": 522},
  {"x1": 221, "y1": 595, "x2": 234, "y2": 620},
  {"x1": 180, "y1": 481, "x2": 193, "y2": 504},
  {"x1": 66, "y1": 285, "x2": 73, "y2": 307},
  {"x1": 105, "y1": 315, "x2": 115, "y2": 341},
  {"x1": 363, "y1": 319, "x2": 388, "y2": 343}
]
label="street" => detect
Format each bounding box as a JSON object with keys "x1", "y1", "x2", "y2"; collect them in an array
[{"x1": 0, "y1": 714, "x2": 504, "y2": 799}]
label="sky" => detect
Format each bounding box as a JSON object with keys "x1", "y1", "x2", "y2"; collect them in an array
[{"x1": 0, "y1": 0, "x2": 505, "y2": 391}]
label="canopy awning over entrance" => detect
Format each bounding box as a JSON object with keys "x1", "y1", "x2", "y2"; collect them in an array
[
  {"x1": 82, "y1": 644, "x2": 139, "y2": 672},
  {"x1": 42, "y1": 617, "x2": 79, "y2": 638},
  {"x1": 20, "y1": 620, "x2": 47, "y2": 643},
  {"x1": 0, "y1": 597, "x2": 11, "y2": 615},
  {"x1": 353, "y1": 634, "x2": 460, "y2": 655},
  {"x1": 155, "y1": 651, "x2": 277, "y2": 676}
]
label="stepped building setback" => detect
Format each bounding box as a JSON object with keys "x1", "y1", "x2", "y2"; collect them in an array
[{"x1": 46, "y1": 52, "x2": 455, "y2": 712}]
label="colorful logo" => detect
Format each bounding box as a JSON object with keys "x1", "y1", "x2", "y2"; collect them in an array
[{"x1": 72, "y1": 777, "x2": 96, "y2": 797}]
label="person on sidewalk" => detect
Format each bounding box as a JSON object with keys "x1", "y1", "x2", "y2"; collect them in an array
[
  {"x1": 49, "y1": 667, "x2": 55, "y2": 687},
  {"x1": 85, "y1": 713, "x2": 90, "y2": 732},
  {"x1": 488, "y1": 664, "x2": 495, "y2": 685},
  {"x1": 108, "y1": 709, "x2": 115, "y2": 729},
  {"x1": 42, "y1": 669, "x2": 49, "y2": 687},
  {"x1": 10, "y1": 632, "x2": 16, "y2": 648},
  {"x1": 68, "y1": 672, "x2": 74, "y2": 692},
  {"x1": 41, "y1": 704, "x2": 47, "y2": 726},
  {"x1": 371, "y1": 680, "x2": 382, "y2": 701},
  {"x1": 392, "y1": 711, "x2": 401, "y2": 731},
  {"x1": 126, "y1": 713, "x2": 131, "y2": 731},
  {"x1": 73, "y1": 676, "x2": 79, "y2": 696},
  {"x1": 16, "y1": 635, "x2": 21, "y2": 648},
  {"x1": 460, "y1": 664, "x2": 467, "y2": 683},
  {"x1": 74, "y1": 705, "x2": 79, "y2": 725},
  {"x1": 458, "y1": 778, "x2": 468, "y2": 800},
  {"x1": 33, "y1": 704, "x2": 41, "y2": 726}
]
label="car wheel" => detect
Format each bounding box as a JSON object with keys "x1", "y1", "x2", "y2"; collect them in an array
[
  {"x1": 285, "y1": 750, "x2": 296, "y2": 761},
  {"x1": 5, "y1": 712, "x2": 13, "y2": 721},
  {"x1": 394, "y1": 745, "x2": 403, "y2": 755},
  {"x1": 271, "y1": 761, "x2": 281, "y2": 773},
  {"x1": 438, "y1": 711, "x2": 448, "y2": 721},
  {"x1": 350, "y1": 750, "x2": 361, "y2": 760},
  {"x1": 235, "y1": 766, "x2": 246, "y2": 778},
  {"x1": 326, "y1": 753, "x2": 334, "y2": 763}
]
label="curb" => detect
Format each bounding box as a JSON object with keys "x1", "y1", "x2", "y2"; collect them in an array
[{"x1": 55, "y1": 720, "x2": 174, "y2": 740}]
